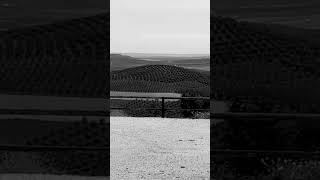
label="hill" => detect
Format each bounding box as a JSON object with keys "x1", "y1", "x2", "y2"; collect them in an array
[
  {"x1": 111, "y1": 65, "x2": 209, "y2": 96},
  {"x1": 168, "y1": 58, "x2": 210, "y2": 71},
  {"x1": 110, "y1": 53, "x2": 210, "y2": 71},
  {"x1": 110, "y1": 54, "x2": 157, "y2": 71},
  {"x1": 212, "y1": 16, "x2": 320, "y2": 109},
  {"x1": 0, "y1": 0, "x2": 107, "y2": 30},
  {"x1": 0, "y1": 0, "x2": 106, "y2": 9},
  {"x1": 213, "y1": 0, "x2": 320, "y2": 29},
  {"x1": 124, "y1": 53, "x2": 209, "y2": 59},
  {"x1": 238, "y1": 20, "x2": 320, "y2": 47},
  {"x1": 0, "y1": 13, "x2": 108, "y2": 98}
]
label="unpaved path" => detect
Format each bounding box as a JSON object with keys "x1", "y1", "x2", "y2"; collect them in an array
[{"x1": 111, "y1": 117, "x2": 210, "y2": 180}]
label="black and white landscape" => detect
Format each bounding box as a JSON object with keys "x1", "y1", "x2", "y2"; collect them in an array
[
  {"x1": 110, "y1": 54, "x2": 210, "y2": 179},
  {"x1": 111, "y1": 0, "x2": 210, "y2": 179}
]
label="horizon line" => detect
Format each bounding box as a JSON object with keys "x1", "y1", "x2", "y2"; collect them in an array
[{"x1": 110, "y1": 52, "x2": 210, "y2": 55}]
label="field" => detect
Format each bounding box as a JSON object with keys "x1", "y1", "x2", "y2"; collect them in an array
[
  {"x1": 110, "y1": 117, "x2": 210, "y2": 180},
  {"x1": 110, "y1": 56, "x2": 210, "y2": 119},
  {"x1": 110, "y1": 91, "x2": 182, "y2": 98},
  {"x1": 212, "y1": 16, "x2": 320, "y2": 105},
  {"x1": 111, "y1": 53, "x2": 209, "y2": 72},
  {"x1": 214, "y1": 0, "x2": 320, "y2": 29},
  {"x1": 0, "y1": 0, "x2": 106, "y2": 30},
  {"x1": 111, "y1": 64, "x2": 209, "y2": 97},
  {"x1": 0, "y1": 13, "x2": 108, "y2": 98}
]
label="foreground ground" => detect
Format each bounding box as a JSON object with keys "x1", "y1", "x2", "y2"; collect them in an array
[
  {"x1": 0, "y1": 174, "x2": 108, "y2": 180},
  {"x1": 110, "y1": 117, "x2": 210, "y2": 180}
]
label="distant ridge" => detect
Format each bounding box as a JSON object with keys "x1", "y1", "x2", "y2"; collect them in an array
[
  {"x1": 110, "y1": 53, "x2": 155, "y2": 71},
  {"x1": 0, "y1": 0, "x2": 107, "y2": 30},
  {"x1": 111, "y1": 53, "x2": 210, "y2": 71},
  {"x1": 239, "y1": 21, "x2": 320, "y2": 47},
  {"x1": 123, "y1": 52, "x2": 209, "y2": 58}
]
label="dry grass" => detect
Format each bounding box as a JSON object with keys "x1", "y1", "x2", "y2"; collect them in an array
[{"x1": 0, "y1": 174, "x2": 109, "y2": 180}]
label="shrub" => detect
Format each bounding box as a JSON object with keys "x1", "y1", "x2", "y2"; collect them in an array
[{"x1": 180, "y1": 89, "x2": 209, "y2": 118}]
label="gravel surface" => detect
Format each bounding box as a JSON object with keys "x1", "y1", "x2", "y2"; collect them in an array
[
  {"x1": 0, "y1": 174, "x2": 107, "y2": 180},
  {"x1": 111, "y1": 117, "x2": 210, "y2": 180}
]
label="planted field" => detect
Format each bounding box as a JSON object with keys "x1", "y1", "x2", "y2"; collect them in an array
[
  {"x1": 212, "y1": 16, "x2": 320, "y2": 105},
  {"x1": 111, "y1": 80, "x2": 209, "y2": 94},
  {"x1": 0, "y1": 0, "x2": 106, "y2": 30},
  {"x1": 110, "y1": 53, "x2": 210, "y2": 72},
  {"x1": 112, "y1": 65, "x2": 208, "y2": 84},
  {"x1": 110, "y1": 91, "x2": 182, "y2": 100},
  {"x1": 111, "y1": 65, "x2": 209, "y2": 96},
  {"x1": 0, "y1": 13, "x2": 108, "y2": 98}
]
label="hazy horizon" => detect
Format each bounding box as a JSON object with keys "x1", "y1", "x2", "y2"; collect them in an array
[
  {"x1": 111, "y1": 52, "x2": 210, "y2": 56},
  {"x1": 111, "y1": 0, "x2": 210, "y2": 54}
]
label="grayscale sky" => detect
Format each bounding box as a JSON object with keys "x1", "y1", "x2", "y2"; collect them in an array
[{"x1": 111, "y1": 0, "x2": 210, "y2": 54}]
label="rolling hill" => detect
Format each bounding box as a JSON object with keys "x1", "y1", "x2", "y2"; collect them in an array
[
  {"x1": 213, "y1": 0, "x2": 320, "y2": 29},
  {"x1": 110, "y1": 54, "x2": 157, "y2": 71},
  {"x1": 0, "y1": 13, "x2": 108, "y2": 98},
  {"x1": 111, "y1": 65, "x2": 209, "y2": 96},
  {"x1": 124, "y1": 52, "x2": 209, "y2": 60},
  {"x1": 212, "y1": 16, "x2": 320, "y2": 110},
  {"x1": 231, "y1": 19, "x2": 320, "y2": 47},
  {"x1": 110, "y1": 53, "x2": 210, "y2": 71},
  {"x1": 0, "y1": 0, "x2": 107, "y2": 30}
]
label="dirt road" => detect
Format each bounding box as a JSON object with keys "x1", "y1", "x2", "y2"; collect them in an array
[{"x1": 110, "y1": 117, "x2": 210, "y2": 180}]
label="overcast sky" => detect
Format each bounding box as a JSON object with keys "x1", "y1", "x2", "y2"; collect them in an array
[{"x1": 111, "y1": 0, "x2": 210, "y2": 54}]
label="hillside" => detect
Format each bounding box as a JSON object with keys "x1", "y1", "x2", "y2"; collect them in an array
[
  {"x1": 238, "y1": 20, "x2": 320, "y2": 47},
  {"x1": 124, "y1": 53, "x2": 209, "y2": 60},
  {"x1": 0, "y1": 0, "x2": 106, "y2": 9},
  {"x1": 0, "y1": 0, "x2": 107, "y2": 30},
  {"x1": 110, "y1": 54, "x2": 157, "y2": 71},
  {"x1": 213, "y1": 0, "x2": 320, "y2": 29},
  {"x1": 0, "y1": 13, "x2": 108, "y2": 98},
  {"x1": 212, "y1": 16, "x2": 320, "y2": 109},
  {"x1": 110, "y1": 53, "x2": 210, "y2": 71},
  {"x1": 111, "y1": 65, "x2": 209, "y2": 96}
]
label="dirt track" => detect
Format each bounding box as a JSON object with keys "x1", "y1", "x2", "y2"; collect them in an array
[
  {"x1": 110, "y1": 117, "x2": 210, "y2": 180},
  {"x1": 0, "y1": 174, "x2": 107, "y2": 180}
]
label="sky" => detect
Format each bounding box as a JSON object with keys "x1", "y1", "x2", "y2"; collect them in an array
[{"x1": 111, "y1": 0, "x2": 210, "y2": 54}]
